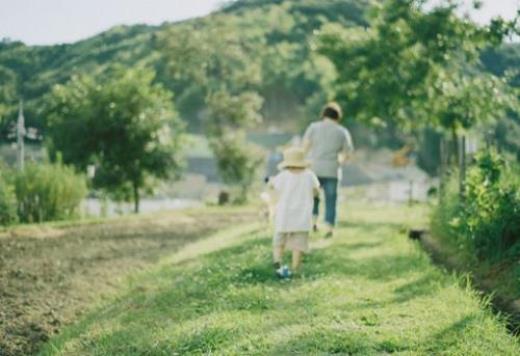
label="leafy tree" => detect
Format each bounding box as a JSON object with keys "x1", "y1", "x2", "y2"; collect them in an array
[
  {"x1": 317, "y1": 0, "x2": 519, "y2": 179},
  {"x1": 318, "y1": 0, "x2": 511, "y2": 128},
  {"x1": 0, "y1": 65, "x2": 18, "y2": 139},
  {"x1": 161, "y1": 18, "x2": 265, "y2": 201},
  {"x1": 45, "y1": 67, "x2": 184, "y2": 213},
  {"x1": 2, "y1": 0, "x2": 519, "y2": 160},
  {"x1": 482, "y1": 44, "x2": 520, "y2": 161},
  {"x1": 429, "y1": 68, "x2": 517, "y2": 138},
  {"x1": 0, "y1": 0, "x2": 371, "y2": 143},
  {"x1": 206, "y1": 90, "x2": 264, "y2": 201}
]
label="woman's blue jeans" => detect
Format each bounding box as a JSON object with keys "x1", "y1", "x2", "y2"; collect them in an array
[{"x1": 313, "y1": 177, "x2": 339, "y2": 227}]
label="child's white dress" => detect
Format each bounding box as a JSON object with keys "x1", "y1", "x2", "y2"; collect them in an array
[{"x1": 270, "y1": 169, "x2": 320, "y2": 252}]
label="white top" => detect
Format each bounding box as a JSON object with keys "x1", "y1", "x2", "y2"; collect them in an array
[
  {"x1": 270, "y1": 169, "x2": 320, "y2": 233},
  {"x1": 304, "y1": 119, "x2": 354, "y2": 178}
]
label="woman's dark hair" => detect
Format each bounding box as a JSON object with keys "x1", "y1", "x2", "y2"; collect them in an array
[{"x1": 321, "y1": 102, "x2": 343, "y2": 120}]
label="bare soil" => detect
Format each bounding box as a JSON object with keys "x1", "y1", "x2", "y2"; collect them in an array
[{"x1": 0, "y1": 208, "x2": 257, "y2": 356}]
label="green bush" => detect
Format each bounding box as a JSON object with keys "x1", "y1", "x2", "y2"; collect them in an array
[
  {"x1": 14, "y1": 162, "x2": 87, "y2": 223},
  {"x1": 432, "y1": 149, "x2": 520, "y2": 261},
  {"x1": 463, "y1": 151, "x2": 520, "y2": 259},
  {"x1": 0, "y1": 167, "x2": 18, "y2": 226}
]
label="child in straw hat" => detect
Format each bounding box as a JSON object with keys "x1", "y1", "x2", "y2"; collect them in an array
[{"x1": 268, "y1": 146, "x2": 320, "y2": 278}]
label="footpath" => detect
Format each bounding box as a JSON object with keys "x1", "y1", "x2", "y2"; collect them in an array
[{"x1": 37, "y1": 202, "x2": 520, "y2": 355}]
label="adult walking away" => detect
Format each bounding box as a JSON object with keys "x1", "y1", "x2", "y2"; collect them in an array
[{"x1": 303, "y1": 102, "x2": 354, "y2": 238}]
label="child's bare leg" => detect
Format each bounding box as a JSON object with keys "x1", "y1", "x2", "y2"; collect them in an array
[
  {"x1": 292, "y1": 250, "x2": 303, "y2": 272},
  {"x1": 273, "y1": 245, "x2": 284, "y2": 268}
]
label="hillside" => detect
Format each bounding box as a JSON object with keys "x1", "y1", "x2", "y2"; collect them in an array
[
  {"x1": 1, "y1": 0, "x2": 519, "y2": 157},
  {"x1": 0, "y1": 0, "x2": 369, "y2": 138}
]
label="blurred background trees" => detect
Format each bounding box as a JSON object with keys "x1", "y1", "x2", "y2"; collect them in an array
[
  {"x1": 0, "y1": 0, "x2": 520, "y2": 221},
  {"x1": 44, "y1": 66, "x2": 184, "y2": 213}
]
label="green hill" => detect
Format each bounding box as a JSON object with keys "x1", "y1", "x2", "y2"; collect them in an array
[
  {"x1": 0, "y1": 0, "x2": 518, "y2": 156},
  {"x1": 0, "y1": 0, "x2": 369, "y2": 138}
]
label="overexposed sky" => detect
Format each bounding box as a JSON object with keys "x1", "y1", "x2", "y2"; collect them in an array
[
  {"x1": 0, "y1": 0, "x2": 518, "y2": 46},
  {"x1": 0, "y1": 0, "x2": 223, "y2": 45}
]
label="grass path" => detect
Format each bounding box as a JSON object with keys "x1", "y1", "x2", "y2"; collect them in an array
[{"x1": 41, "y1": 203, "x2": 520, "y2": 355}]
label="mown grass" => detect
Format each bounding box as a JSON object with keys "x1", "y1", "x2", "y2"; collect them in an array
[{"x1": 40, "y1": 202, "x2": 520, "y2": 355}]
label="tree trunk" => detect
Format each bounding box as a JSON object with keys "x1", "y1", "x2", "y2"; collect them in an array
[
  {"x1": 458, "y1": 135, "x2": 466, "y2": 202},
  {"x1": 133, "y1": 182, "x2": 140, "y2": 214},
  {"x1": 439, "y1": 136, "x2": 447, "y2": 201}
]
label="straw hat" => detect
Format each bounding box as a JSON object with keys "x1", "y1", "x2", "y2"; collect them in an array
[{"x1": 278, "y1": 146, "x2": 310, "y2": 170}]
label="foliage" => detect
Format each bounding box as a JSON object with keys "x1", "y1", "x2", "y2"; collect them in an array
[
  {"x1": 317, "y1": 0, "x2": 517, "y2": 133},
  {"x1": 429, "y1": 69, "x2": 518, "y2": 135},
  {"x1": 0, "y1": 0, "x2": 369, "y2": 137},
  {"x1": 432, "y1": 149, "x2": 520, "y2": 261},
  {"x1": 41, "y1": 205, "x2": 520, "y2": 355},
  {"x1": 209, "y1": 133, "x2": 264, "y2": 203},
  {"x1": 0, "y1": 164, "x2": 18, "y2": 225},
  {"x1": 493, "y1": 114, "x2": 520, "y2": 161},
  {"x1": 13, "y1": 162, "x2": 87, "y2": 223},
  {"x1": 482, "y1": 44, "x2": 520, "y2": 161},
  {"x1": 44, "y1": 66, "x2": 184, "y2": 212},
  {"x1": 0, "y1": 65, "x2": 18, "y2": 138},
  {"x1": 161, "y1": 18, "x2": 267, "y2": 200},
  {"x1": 1, "y1": 0, "x2": 519, "y2": 168},
  {"x1": 316, "y1": 0, "x2": 518, "y2": 180}
]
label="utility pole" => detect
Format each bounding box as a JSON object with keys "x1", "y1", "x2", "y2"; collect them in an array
[{"x1": 17, "y1": 100, "x2": 25, "y2": 171}]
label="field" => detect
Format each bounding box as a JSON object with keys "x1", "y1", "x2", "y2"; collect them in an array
[
  {"x1": 34, "y1": 201, "x2": 520, "y2": 355},
  {"x1": 0, "y1": 207, "x2": 256, "y2": 355}
]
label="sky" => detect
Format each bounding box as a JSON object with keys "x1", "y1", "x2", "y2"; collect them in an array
[{"x1": 0, "y1": 0, "x2": 518, "y2": 46}]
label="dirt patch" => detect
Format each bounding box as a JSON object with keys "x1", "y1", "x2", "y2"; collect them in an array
[{"x1": 0, "y1": 208, "x2": 258, "y2": 356}]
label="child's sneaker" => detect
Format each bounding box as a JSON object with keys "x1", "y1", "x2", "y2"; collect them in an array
[
  {"x1": 324, "y1": 231, "x2": 334, "y2": 239},
  {"x1": 276, "y1": 265, "x2": 292, "y2": 279}
]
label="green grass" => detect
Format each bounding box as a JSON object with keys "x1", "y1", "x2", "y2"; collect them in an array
[{"x1": 40, "y1": 203, "x2": 520, "y2": 355}]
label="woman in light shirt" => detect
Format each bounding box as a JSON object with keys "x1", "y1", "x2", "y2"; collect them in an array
[{"x1": 303, "y1": 102, "x2": 354, "y2": 238}]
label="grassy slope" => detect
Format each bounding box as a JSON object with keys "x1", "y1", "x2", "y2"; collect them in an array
[
  {"x1": 430, "y1": 199, "x2": 520, "y2": 307},
  {"x1": 40, "y1": 202, "x2": 519, "y2": 355}
]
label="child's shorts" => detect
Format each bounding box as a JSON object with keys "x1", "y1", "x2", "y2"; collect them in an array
[{"x1": 273, "y1": 232, "x2": 310, "y2": 253}]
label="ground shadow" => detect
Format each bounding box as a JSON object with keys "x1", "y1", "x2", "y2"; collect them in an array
[{"x1": 390, "y1": 271, "x2": 450, "y2": 304}]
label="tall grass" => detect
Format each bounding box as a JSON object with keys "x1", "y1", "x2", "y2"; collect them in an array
[
  {"x1": 14, "y1": 162, "x2": 87, "y2": 223},
  {"x1": 0, "y1": 165, "x2": 18, "y2": 226}
]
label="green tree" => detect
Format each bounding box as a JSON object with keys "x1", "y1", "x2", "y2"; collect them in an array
[
  {"x1": 206, "y1": 90, "x2": 264, "y2": 201},
  {"x1": 317, "y1": 0, "x2": 518, "y2": 179},
  {"x1": 0, "y1": 65, "x2": 18, "y2": 139},
  {"x1": 318, "y1": 0, "x2": 512, "y2": 128},
  {"x1": 161, "y1": 18, "x2": 265, "y2": 201},
  {"x1": 45, "y1": 67, "x2": 184, "y2": 213}
]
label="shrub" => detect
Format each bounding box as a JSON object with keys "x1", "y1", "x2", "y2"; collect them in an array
[
  {"x1": 432, "y1": 149, "x2": 520, "y2": 261},
  {"x1": 463, "y1": 151, "x2": 520, "y2": 259},
  {"x1": 0, "y1": 167, "x2": 18, "y2": 226},
  {"x1": 14, "y1": 162, "x2": 87, "y2": 223},
  {"x1": 209, "y1": 133, "x2": 264, "y2": 204}
]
